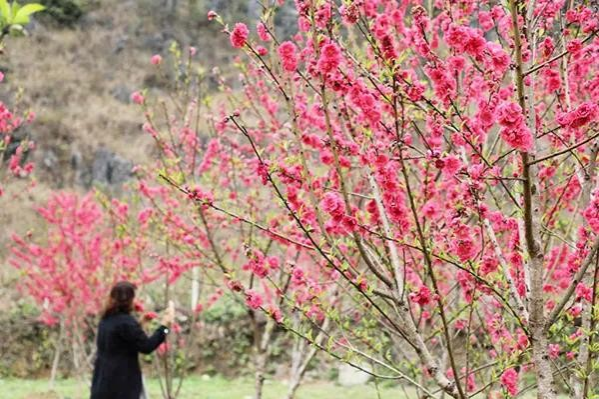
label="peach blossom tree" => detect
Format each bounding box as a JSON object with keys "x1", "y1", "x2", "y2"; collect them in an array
[{"x1": 134, "y1": 0, "x2": 599, "y2": 398}]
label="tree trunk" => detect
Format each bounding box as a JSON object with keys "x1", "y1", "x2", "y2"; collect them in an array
[
  {"x1": 49, "y1": 322, "x2": 63, "y2": 389},
  {"x1": 254, "y1": 351, "x2": 267, "y2": 399},
  {"x1": 251, "y1": 316, "x2": 275, "y2": 399},
  {"x1": 285, "y1": 344, "x2": 319, "y2": 399},
  {"x1": 191, "y1": 266, "x2": 200, "y2": 311}
]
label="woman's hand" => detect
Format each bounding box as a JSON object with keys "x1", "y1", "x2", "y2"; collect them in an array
[{"x1": 161, "y1": 300, "x2": 175, "y2": 326}]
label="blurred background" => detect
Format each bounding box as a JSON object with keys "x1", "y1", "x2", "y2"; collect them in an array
[{"x1": 0, "y1": 0, "x2": 305, "y2": 383}]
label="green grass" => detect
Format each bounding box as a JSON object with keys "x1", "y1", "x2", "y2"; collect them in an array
[{"x1": 0, "y1": 375, "x2": 414, "y2": 399}]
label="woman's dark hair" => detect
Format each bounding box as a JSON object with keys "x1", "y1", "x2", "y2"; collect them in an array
[{"x1": 102, "y1": 281, "x2": 137, "y2": 319}]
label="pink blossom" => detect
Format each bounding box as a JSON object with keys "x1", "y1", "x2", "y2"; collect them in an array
[
  {"x1": 497, "y1": 102, "x2": 525, "y2": 129},
  {"x1": 278, "y1": 41, "x2": 298, "y2": 72},
  {"x1": 407, "y1": 82, "x2": 424, "y2": 101},
  {"x1": 500, "y1": 368, "x2": 519, "y2": 396},
  {"x1": 576, "y1": 283, "x2": 592, "y2": 301},
  {"x1": 453, "y1": 238, "x2": 477, "y2": 262},
  {"x1": 317, "y1": 43, "x2": 342, "y2": 74},
  {"x1": 542, "y1": 37, "x2": 555, "y2": 57},
  {"x1": 380, "y1": 35, "x2": 397, "y2": 61},
  {"x1": 157, "y1": 342, "x2": 169, "y2": 356},
  {"x1": 130, "y1": 91, "x2": 144, "y2": 105},
  {"x1": 571, "y1": 103, "x2": 598, "y2": 128},
  {"x1": 321, "y1": 192, "x2": 344, "y2": 216},
  {"x1": 566, "y1": 9, "x2": 578, "y2": 23},
  {"x1": 569, "y1": 303, "x2": 583, "y2": 317},
  {"x1": 425, "y1": 65, "x2": 456, "y2": 104},
  {"x1": 441, "y1": 155, "x2": 462, "y2": 177},
  {"x1": 150, "y1": 54, "x2": 162, "y2": 65},
  {"x1": 298, "y1": 16, "x2": 311, "y2": 32},
  {"x1": 478, "y1": 11, "x2": 494, "y2": 31},
  {"x1": 230, "y1": 23, "x2": 249, "y2": 48},
  {"x1": 480, "y1": 257, "x2": 499, "y2": 275},
  {"x1": 455, "y1": 319, "x2": 468, "y2": 330},
  {"x1": 584, "y1": 192, "x2": 599, "y2": 233},
  {"x1": 267, "y1": 305, "x2": 283, "y2": 322},
  {"x1": 500, "y1": 125, "x2": 533, "y2": 152},
  {"x1": 207, "y1": 10, "x2": 217, "y2": 21},
  {"x1": 548, "y1": 344, "x2": 560, "y2": 359},
  {"x1": 245, "y1": 289, "x2": 263, "y2": 309},
  {"x1": 315, "y1": 3, "x2": 332, "y2": 28},
  {"x1": 256, "y1": 46, "x2": 268, "y2": 56},
  {"x1": 566, "y1": 39, "x2": 583, "y2": 54},
  {"x1": 143, "y1": 311, "x2": 158, "y2": 321},
  {"x1": 409, "y1": 285, "x2": 432, "y2": 306},
  {"x1": 257, "y1": 22, "x2": 270, "y2": 41},
  {"x1": 558, "y1": 102, "x2": 598, "y2": 129},
  {"x1": 496, "y1": 102, "x2": 533, "y2": 151},
  {"x1": 446, "y1": 24, "x2": 486, "y2": 57},
  {"x1": 485, "y1": 42, "x2": 510, "y2": 75},
  {"x1": 542, "y1": 69, "x2": 561, "y2": 92}
]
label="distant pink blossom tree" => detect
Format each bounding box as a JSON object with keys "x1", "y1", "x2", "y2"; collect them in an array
[{"x1": 10, "y1": 192, "x2": 149, "y2": 380}]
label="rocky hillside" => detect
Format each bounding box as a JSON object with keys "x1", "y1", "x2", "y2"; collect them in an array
[{"x1": 3, "y1": 0, "x2": 223, "y2": 189}]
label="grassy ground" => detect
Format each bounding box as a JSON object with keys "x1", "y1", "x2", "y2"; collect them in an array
[{"x1": 0, "y1": 375, "x2": 414, "y2": 399}]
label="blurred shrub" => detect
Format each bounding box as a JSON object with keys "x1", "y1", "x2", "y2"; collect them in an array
[
  {"x1": 0, "y1": 301, "x2": 56, "y2": 377},
  {"x1": 34, "y1": 0, "x2": 85, "y2": 26},
  {"x1": 197, "y1": 295, "x2": 254, "y2": 375}
]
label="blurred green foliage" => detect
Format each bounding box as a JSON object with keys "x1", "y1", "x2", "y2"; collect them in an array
[
  {"x1": 34, "y1": 0, "x2": 86, "y2": 26},
  {"x1": 0, "y1": 301, "x2": 56, "y2": 377},
  {"x1": 0, "y1": 0, "x2": 45, "y2": 38}
]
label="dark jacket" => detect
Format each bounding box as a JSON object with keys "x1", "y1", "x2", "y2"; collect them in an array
[{"x1": 90, "y1": 313, "x2": 168, "y2": 399}]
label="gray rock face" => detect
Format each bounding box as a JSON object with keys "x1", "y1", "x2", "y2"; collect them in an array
[
  {"x1": 110, "y1": 85, "x2": 133, "y2": 104},
  {"x1": 142, "y1": 31, "x2": 174, "y2": 53},
  {"x1": 337, "y1": 363, "x2": 372, "y2": 387},
  {"x1": 42, "y1": 149, "x2": 58, "y2": 169},
  {"x1": 92, "y1": 148, "x2": 134, "y2": 186},
  {"x1": 72, "y1": 147, "x2": 133, "y2": 189}
]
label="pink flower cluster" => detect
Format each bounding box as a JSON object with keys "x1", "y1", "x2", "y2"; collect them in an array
[
  {"x1": 317, "y1": 43, "x2": 342, "y2": 74},
  {"x1": 278, "y1": 41, "x2": 299, "y2": 72},
  {"x1": 0, "y1": 102, "x2": 21, "y2": 133},
  {"x1": 245, "y1": 289, "x2": 263, "y2": 309},
  {"x1": 230, "y1": 23, "x2": 249, "y2": 48},
  {"x1": 242, "y1": 249, "x2": 280, "y2": 278},
  {"x1": 150, "y1": 54, "x2": 162, "y2": 65},
  {"x1": 320, "y1": 192, "x2": 358, "y2": 235},
  {"x1": 500, "y1": 368, "x2": 519, "y2": 396},
  {"x1": 256, "y1": 22, "x2": 270, "y2": 41},
  {"x1": 409, "y1": 285, "x2": 433, "y2": 306},
  {"x1": 583, "y1": 190, "x2": 599, "y2": 233},
  {"x1": 131, "y1": 91, "x2": 144, "y2": 105},
  {"x1": 556, "y1": 102, "x2": 598, "y2": 129},
  {"x1": 445, "y1": 24, "x2": 486, "y2": 57},
  {"x1": 496, "y1": 102, "x2": 533, "y2": 151}
]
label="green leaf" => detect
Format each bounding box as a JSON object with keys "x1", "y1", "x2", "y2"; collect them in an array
[
  {"x1": 11, "y1": 2, "x2": 20, "y2": 20},
  {"x1": 0, "y1": 0, "x2": 10, "y2": 22},
  {"x1": 305, "y1": 329, "x2": 313, "y2": 342},
  {"x1": 12, "y1": 3, "x2": 45, "y2": 25}
]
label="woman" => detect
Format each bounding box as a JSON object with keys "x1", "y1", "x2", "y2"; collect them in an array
[{"x1": 91, "y1": 281, "x2": 174, "y2": 399}]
